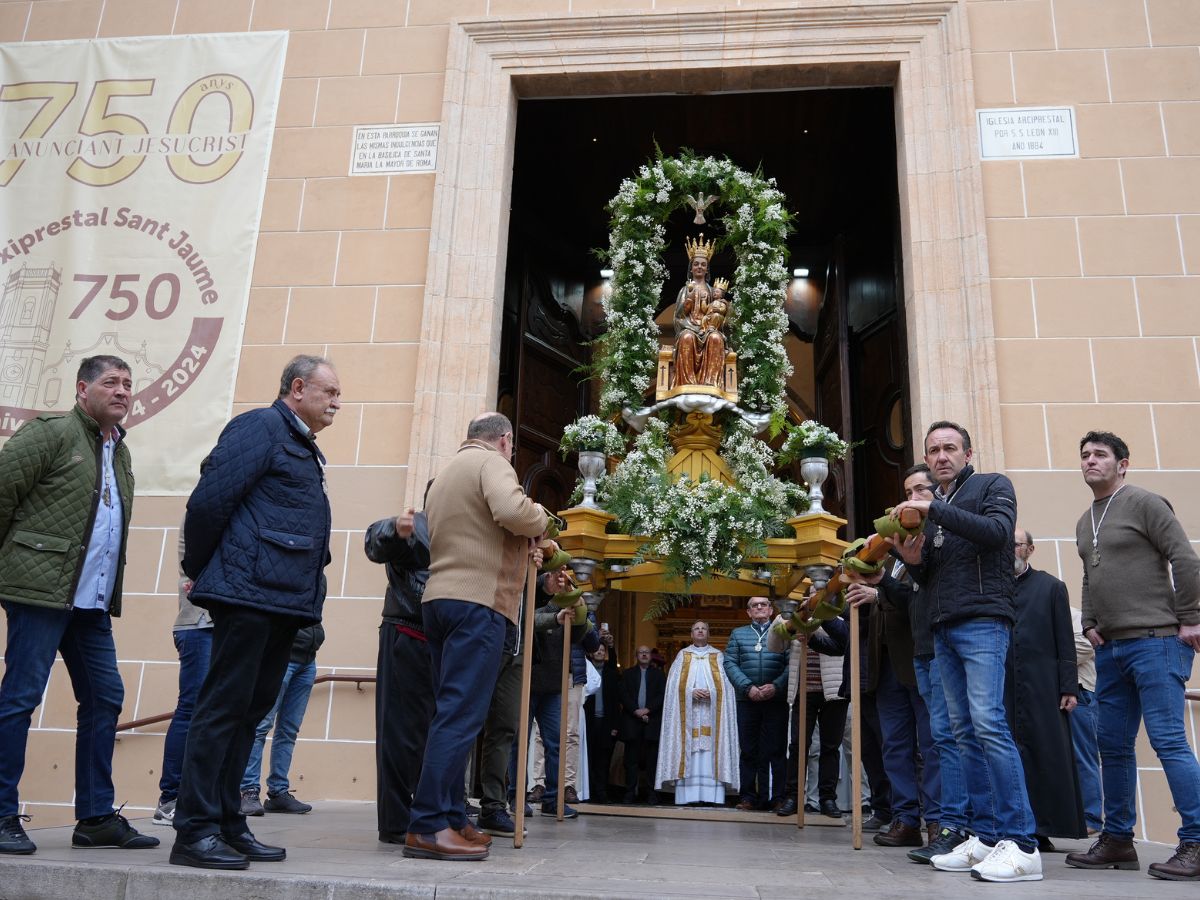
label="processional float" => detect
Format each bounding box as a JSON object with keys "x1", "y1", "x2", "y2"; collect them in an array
[{"x1": 510, "y1": 153, "x2": 926, "y2": 850}]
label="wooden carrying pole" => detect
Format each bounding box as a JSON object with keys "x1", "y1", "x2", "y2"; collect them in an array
[
  {"x1": 557, "y1": 618, "x2": 571, "y2": 821},
  {"x1": 512, "y1": 562, "x2": 538, "y2": 848},
  {"x1": 796, "y1": 640, "x2": 808, "y2": 829},
  {"x1": 849, "y1": 603, "x2": 862, "y2": 850}
]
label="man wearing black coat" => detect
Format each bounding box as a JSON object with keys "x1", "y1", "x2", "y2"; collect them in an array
[
  {"x1": 619, "y1": 645, "x2": 666, "y2": 802},
  {"x1": 1008, "y1": 527, "x2": 1084, "y2": 847},
  {"x1": 171, "y1": 355, "x2": 339, "y2": 870},
  {"x1": 364, "y1": 503, "x2": 432, "y2": 843},
  {"x1": 583, "y1": 643, "x2": 621, "y2": 802}
]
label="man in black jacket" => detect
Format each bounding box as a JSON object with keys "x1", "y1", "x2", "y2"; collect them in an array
[
  {"x1": 584, "y1": 642, "x2": 620, "y2": 802},
  {"x1": 619, "y1": 645, "x2": 667, "y2": 803},
  {"x1": 364, "y1": 503, "x2": 432, "y2": 843},
  {"x1": 891, "y1": 421, "x2": 1040, "y2": 883}
]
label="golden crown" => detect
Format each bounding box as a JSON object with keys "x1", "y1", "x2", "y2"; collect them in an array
[
  {"x1": 684, "y1": 233, "x2": 716, "y2": 261},
  {"x1": 712, "y1": 277, "x2": 730, "y2": 293}
]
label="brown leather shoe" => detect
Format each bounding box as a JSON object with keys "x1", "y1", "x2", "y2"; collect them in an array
[
  {"x1": 925, "y1": 822, "x2": 939, "y2": 846},
  {"x1": 735, "y1": 799, "x2": 756, "y2": 812},
  {"x1": 457, "y1": 823, "x2": 493, "y2": 848},
  {"x1": 1065, "y1": 832, "x2": 1139, "y2": 870},
  {"x1": 1148, "y1": 841, "x2": 1200, "y2": 881},
  {"x1": 873, "y1": 820, "x2": 923, "y2": 847},
  {"x1": 402, "y1": 828, "x2": 488, "y2": 861}
]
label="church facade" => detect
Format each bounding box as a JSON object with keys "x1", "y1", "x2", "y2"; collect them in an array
[{"x1": 0, "y1": 0, "x2": 1196, "y2": 845}]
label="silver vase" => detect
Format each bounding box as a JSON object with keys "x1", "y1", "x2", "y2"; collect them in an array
[
  {"x1": 800, "y1": 455, "x2": 830, "y2": 515},
  {"x1": 577, "y1": 450, "x2": 607, "y2": 509}
]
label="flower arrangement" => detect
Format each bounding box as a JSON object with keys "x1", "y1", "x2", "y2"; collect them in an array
[
  {"x1": 777, "y1": 419, "x2": 852, "y2": 463},
  {"x1": 598, "y1": 417, "x2": 809, "y2": 600},
  {"x1": 559, "y1": 415, "x2": 625, "y2": 457},
  {"x1": 597, "y1": 149, "x2": 794, "y2": 417}
]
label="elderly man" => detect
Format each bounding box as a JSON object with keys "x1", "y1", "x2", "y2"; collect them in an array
[
  {"x1": 891, "y1": 421, "x2": 1039, "y2": 882},
  {"x1": 1065, "y1": 432, "x2": 1200, "y2": 881},
  {"x1": 724, "y1": 597, "x2": 789, "y2": 811},
  {"x1": 656, "y1": 622, "x2": 739, "y2": 805},
  {"x1": 620, "y1": 645, "x2": 666, "y2": 803},
  {"x1": 0, "y1": 356, "x2": 157, "y2": 855},
  {"x1": 403, "y1": 413, "x2": 548, "y2": 861},
  {"x1": 1007, "y1": 527, "x2": 1084, "y2": 850},
  {"x1": 171, "y1": 355, "x2": 340, "y2": 870}
]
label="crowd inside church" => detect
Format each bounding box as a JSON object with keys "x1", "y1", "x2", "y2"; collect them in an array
[{"x1": 0, "y1": 354, "x2": 1196, "y2": 886}]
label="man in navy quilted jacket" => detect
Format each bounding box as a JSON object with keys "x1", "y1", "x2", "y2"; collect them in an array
[{"x1": 170, "y1": 355, "x2": 339, "y2": 871}]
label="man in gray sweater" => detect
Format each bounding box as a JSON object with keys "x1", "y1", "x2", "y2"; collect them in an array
[{"x1": 1066, "y1": 431, "x2": 1200, "y2": 882}]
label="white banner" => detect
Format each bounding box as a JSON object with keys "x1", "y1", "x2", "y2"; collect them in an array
[{"x1": 0, "y1": 32, "x2": 286, "y2": 492}]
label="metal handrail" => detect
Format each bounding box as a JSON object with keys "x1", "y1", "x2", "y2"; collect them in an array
[
  {"x1": 115, "y1": 673, "x2": 376, "y2": 733},
  {"x1": 1188, "y1": 689, "x2": 1199, "y2": 704}
]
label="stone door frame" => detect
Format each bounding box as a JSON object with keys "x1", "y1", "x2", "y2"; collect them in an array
[{"x1": 408, "y1": 1, "x2": 1000, "y2": 498}]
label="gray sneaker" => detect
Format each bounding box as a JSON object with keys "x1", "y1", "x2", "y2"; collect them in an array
[
  {"x1": 152, "y1": 799, "x2": 175, "y2": 826},
  {"x1": 264, "y1": 790, "x2": 311, "y2": 814},
  {"x1": 0, "y1": 814, "x2": 35, "y2": 854},
  {"x1": 240, "y1": 789, "x2": 265, "y2": 817}
]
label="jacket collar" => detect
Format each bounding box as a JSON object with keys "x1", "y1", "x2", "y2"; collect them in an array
[
  {"x1": 271, "y1": 399, "x2": 325, "y2": 461},
  {"x1": 459, "y1": 438, "x2": 501, "y2": 454},
  {"x1": 937, "y1": 463, "x2": 975, "y2": 499},
  {"x1": 71, "y1": 403, "x2": 126, "y2": 445}
]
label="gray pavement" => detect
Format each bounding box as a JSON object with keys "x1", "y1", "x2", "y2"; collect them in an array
[{"x1": 0, "y1": 803, "x2": 1191, "y2": 900}]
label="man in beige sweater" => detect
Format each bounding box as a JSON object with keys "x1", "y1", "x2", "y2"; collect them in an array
[{"x1": 403, "y1": 413, "x2": 549, "y2": 862}]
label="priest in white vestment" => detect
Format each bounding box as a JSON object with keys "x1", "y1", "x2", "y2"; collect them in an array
[{"x1": 655, "y1": 622, "x2": 740, "y2": 805}]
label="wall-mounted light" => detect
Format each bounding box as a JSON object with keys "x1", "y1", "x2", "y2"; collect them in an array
[{"x1": 793, "y1": 267, "x2": 810, "y2": 278}]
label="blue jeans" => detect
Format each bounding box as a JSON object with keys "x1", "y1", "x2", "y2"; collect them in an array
[
  {"x1": 241, "y1": 659, "x2": 316, "y2": 795},
  {"x1": 876, "y1": 657, "x2": 940, "y2": 826},
  {"x1": 1096, "y1": 636, "x2": 1200, "y2": 842},
  {"x1": 159, "y1": 628, "x2": 213, "y2": 802},
  {"x1": 935, "y1": 618, "x2": 1035, "y2": 846},
  {"x1": 0, "y1": 603, "x2": 124, "y2": 819},
  {"x1": 408, "y1": 599, "x2": 506, "y2": 835},
  {"x1": 914, "y1": 655, "x2": 969, "y2": 832},
  {"x1": 1069, "y1": 686, "x2": 1103, "y2": 831},
  {"x1": 509, "y1": 690, "x2": 561, "y2": 805}
]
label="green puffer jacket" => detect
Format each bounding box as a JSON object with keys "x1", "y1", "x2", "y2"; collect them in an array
[{"x1": 0, "y1": 405, "x2": 134, "y2": 615}]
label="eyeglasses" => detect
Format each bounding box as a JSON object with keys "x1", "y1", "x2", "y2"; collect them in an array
[{"x1": 1014, "y1": 542, "x2": 1030, "y2": 548}]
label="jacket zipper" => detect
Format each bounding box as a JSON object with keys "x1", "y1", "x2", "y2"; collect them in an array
[{"x1": 65, "y1": 427, "x2": 106, "y2": 610}]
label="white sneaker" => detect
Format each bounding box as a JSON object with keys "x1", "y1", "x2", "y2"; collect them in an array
[
  {"x1": 151, "y1": 799, "x2": 174, "y2": 825},
  {"x1": 931, "y1": 834, "x2": 991, "y2": 871},
  {"x1": 970, "y1": 840, "x2": 1043, "y2": 882}
]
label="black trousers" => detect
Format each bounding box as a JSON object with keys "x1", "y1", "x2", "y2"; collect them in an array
[
  {"x1": 375, "y1": 623, "x2": 434, "y2": 834},
  {"x1": 622, "y1": 727, "x2": 658, "y2": 798},
  {"x1": 736, "y1": 696, "x2": 788, "y2": 804},
  {"x1": 586, "y1": 714, "x2": 615, "y2": 801},
  {"x1": 785, "y1": 693, "x2": 850, "y2": 802},
  {"x1": 173, "y1": 602, "x2": 299, "y2": 842},
  {"x1": 479, "y1": 652, "x2": 521, "y2": 815}
]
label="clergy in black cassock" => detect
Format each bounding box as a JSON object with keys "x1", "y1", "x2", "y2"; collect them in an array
[{"x1": 1006, "y1": 528, "x2": 1087, "y2": 842}]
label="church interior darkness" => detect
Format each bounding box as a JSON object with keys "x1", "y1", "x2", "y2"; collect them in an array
[{"x1": 498, "y1": 85, "x2": 912, "y2": 649}]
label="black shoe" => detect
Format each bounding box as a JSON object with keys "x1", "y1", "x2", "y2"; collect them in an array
[
  {"x1": 0, "y1": 814, "x2": 35, "y2": 854},
  {"x1": 622, "y1": 791, "x2": 637, "y2": 804},
  {"x1": 908, "y1": 826, "x2": 970, "y2": 865},
  {"x1": 169, "y1": 834, "x2": 250, "y2": 870},
  {"x1": 264, "y1": 790, "x2": 311, "y2": 814},
  {"x1": 819, "y1": 799, "x2": 842, "y2": 819},
  {"x1": 379, "y1": 830, "x2": 406, "y2": 844},
  {"x1": 861, "y1": 812, "x2": 890, "y2": 832},
  {"x1": 1036, "y1": 835, "x2": 1055, "y2": 853},
  {"x1": 72, "y1": 811, "x2": 159, "y2": 849},
  {"x1": 803, "y1": 802, "x2": 818, "y2": 815},
  {"x1": 776, "y1": 798, "x2": 798, "y2": 817},
  {"x1": 224, "y1": 831, "x2": 286, "y2": 861},
  {"x1": 465, "y1": 800, "x2": 481, "y2": 817},
  {"x1": 541, "y1": 802, "x2": 578, "y2": 819}
]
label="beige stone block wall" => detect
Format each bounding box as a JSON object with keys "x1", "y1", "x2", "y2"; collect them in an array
[
  {"x1": 0, "y1": 0, "x2": 1195, "y2": 845},
  {"x1": 972, "y1": 0, "x2": 1200, "y2": 844}
]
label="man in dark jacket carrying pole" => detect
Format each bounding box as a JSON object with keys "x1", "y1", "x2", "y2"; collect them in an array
[
  {"x1": 0, "y1": 356, "x2": 158, "y2": 855},
  {"x1": 890, "y1": 420, "x2": 1040, "y2": 883},
  {"x1": 170, "y1": 355, "x2": 340, "y2": 870}
]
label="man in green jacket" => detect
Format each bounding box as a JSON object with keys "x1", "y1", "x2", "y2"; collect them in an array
[{"x1": 0, "y1": 355, "x2": 157, "y2": 855}]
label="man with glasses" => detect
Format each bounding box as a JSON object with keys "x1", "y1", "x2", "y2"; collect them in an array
[
  {"x1": 724, "y1": 597, "x2": 790, "y2": 811},
  {"x1": 1006, "y1": 527, "x2": 1084, "y2": 851}
]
